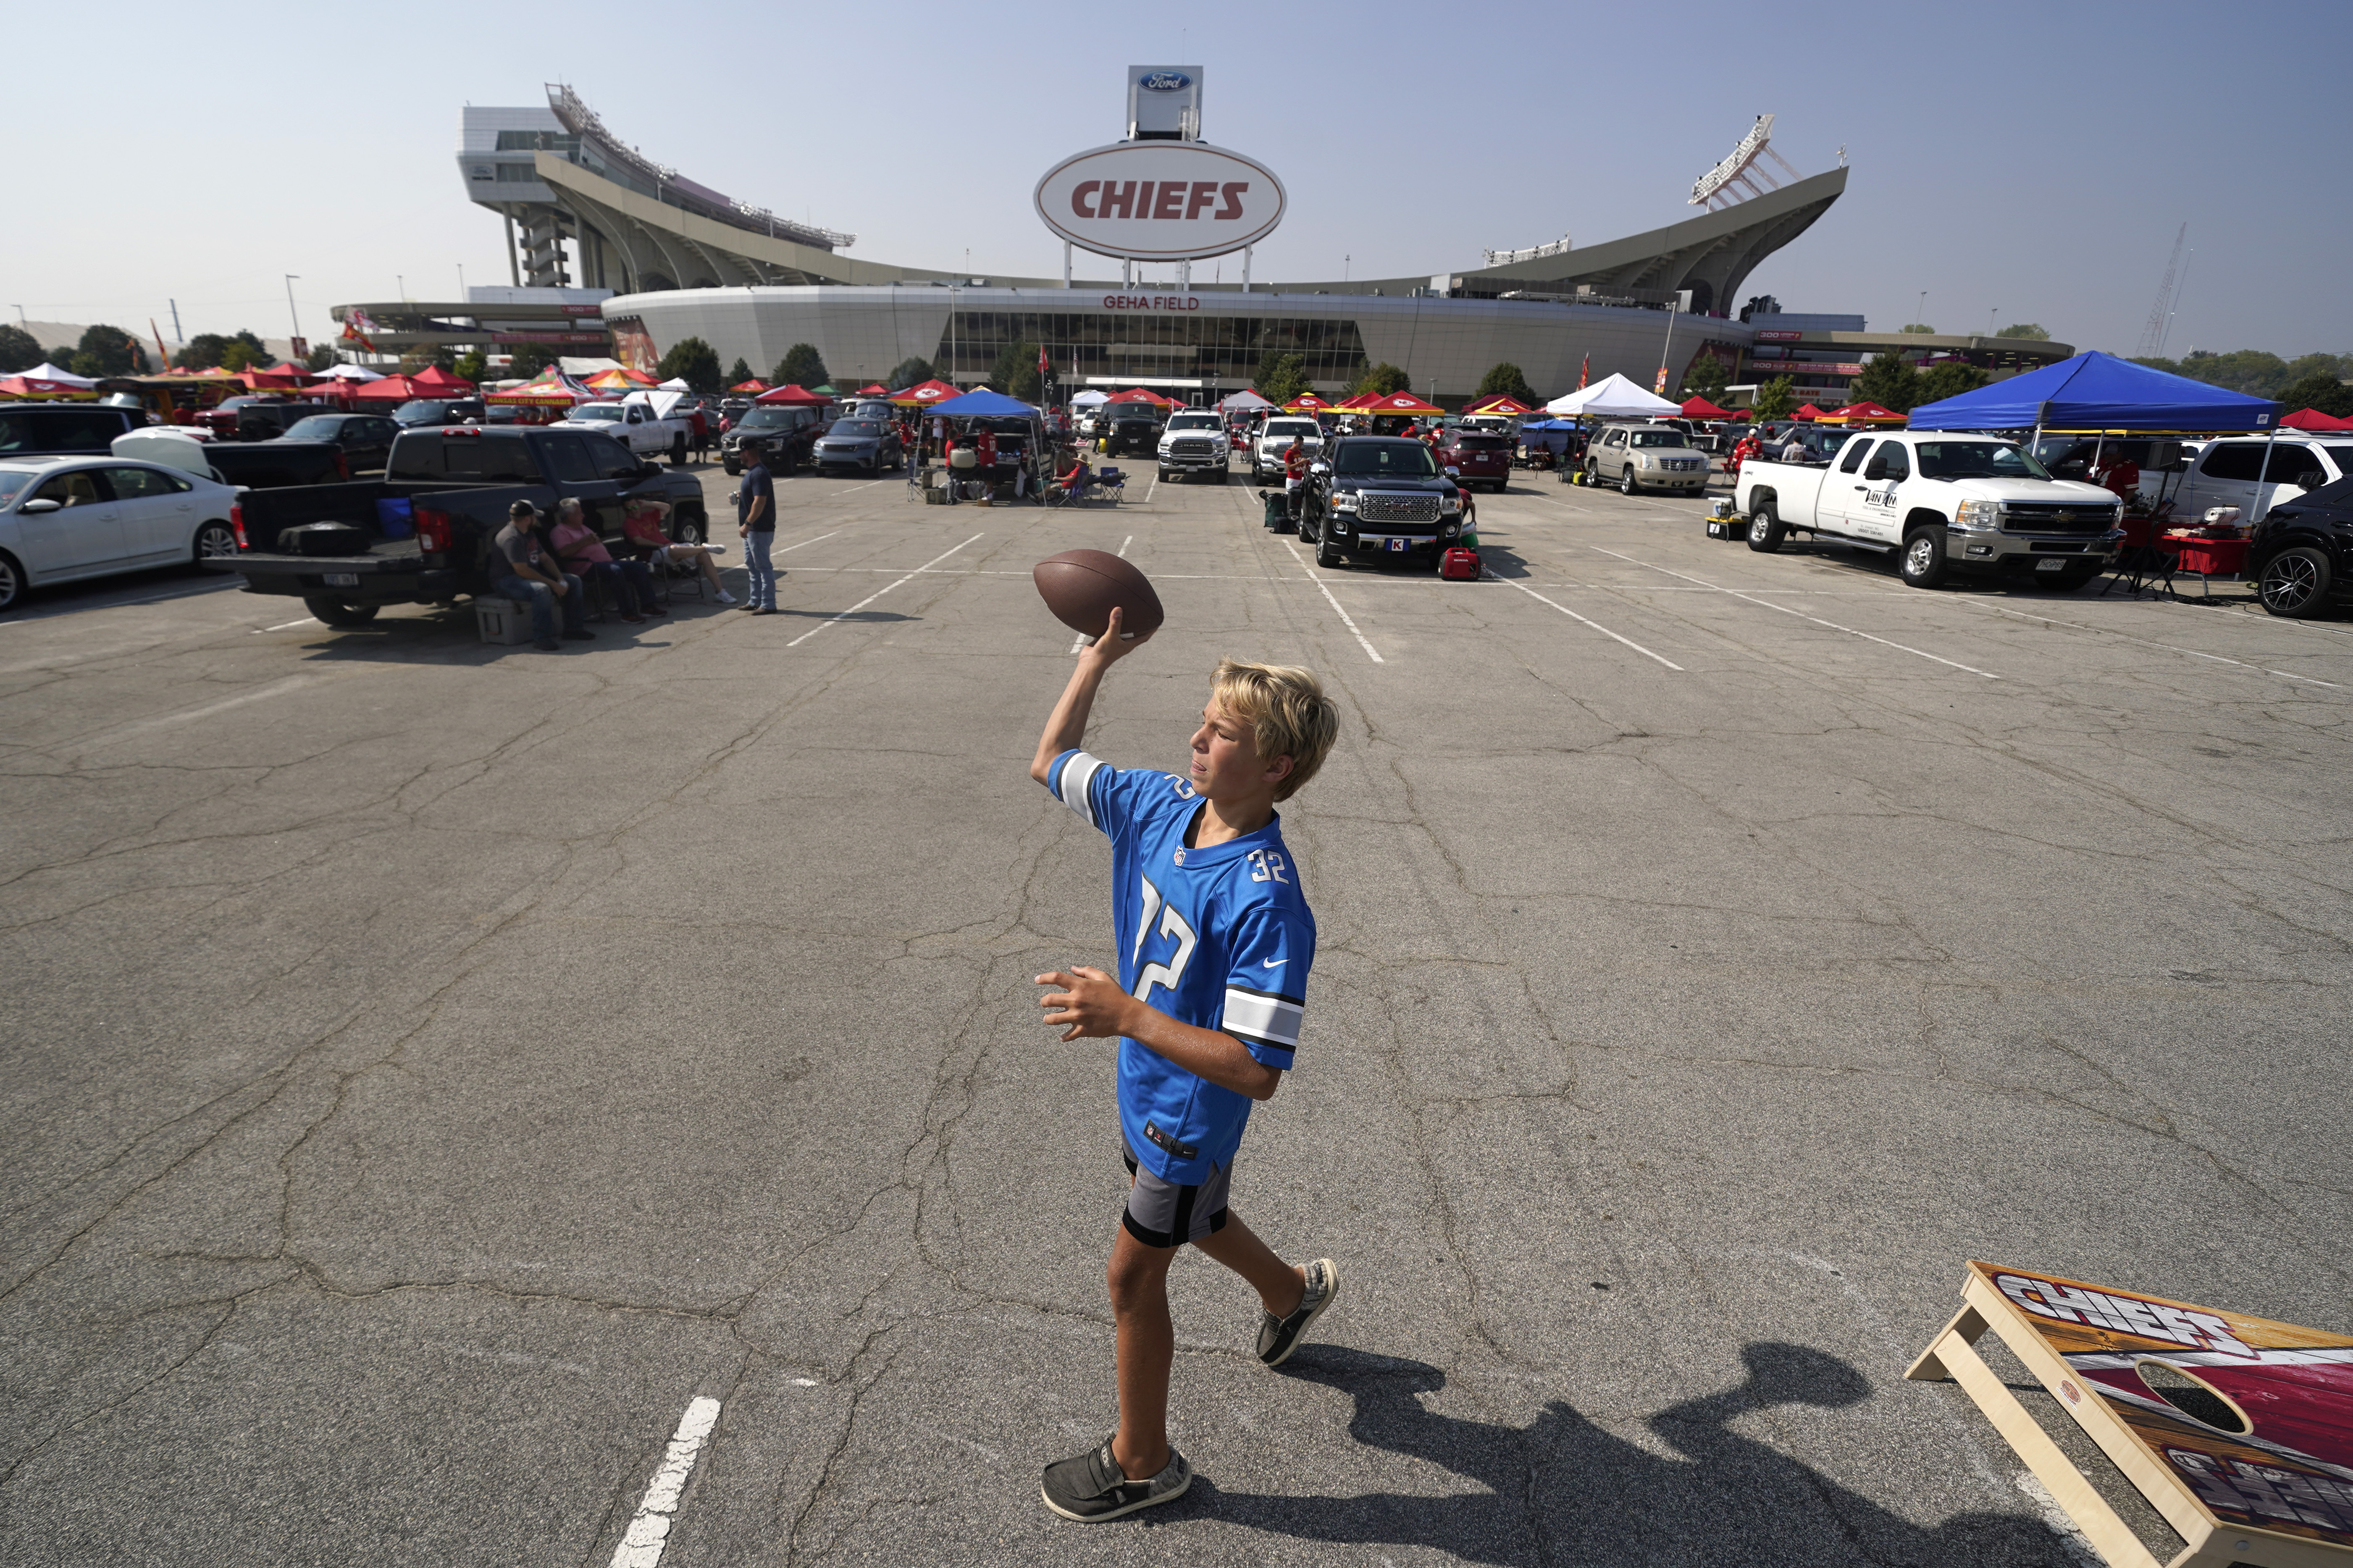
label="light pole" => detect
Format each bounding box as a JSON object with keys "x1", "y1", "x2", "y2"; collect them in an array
[
  {"x1": 458, "y1": 263, "x2": 466, "y2": 296},
  {"x1": 284, "y1": 275, "x2": 301, "y2": 351},
  {"x1": 1987, "y1": 307, "x2": 1998, "y2": 337},
  {"x1": 1915, "y1": 290, "x2": 1927, "y2": 329}
]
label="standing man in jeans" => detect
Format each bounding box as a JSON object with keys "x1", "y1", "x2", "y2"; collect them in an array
[
  {"x1": 738, "y1": 444, "x2": 777, "y2": 615},
  {"x1": 492, "y1": 500, "x2": 593, "y2": 651}
]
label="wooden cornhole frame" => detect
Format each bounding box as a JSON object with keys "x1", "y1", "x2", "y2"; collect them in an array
[{"x1": 1908, "y1": 1262, "x2": 2353, "y2": 1568}]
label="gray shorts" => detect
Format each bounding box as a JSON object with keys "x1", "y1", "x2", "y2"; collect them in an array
[{"x1": 1121, "y1": 1138, "x2": 1232, "y2": 1248}]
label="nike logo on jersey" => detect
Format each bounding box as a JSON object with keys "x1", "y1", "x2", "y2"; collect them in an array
[{"x1": 1261, "y1": 958, "x2": 1286, "y2": 968}]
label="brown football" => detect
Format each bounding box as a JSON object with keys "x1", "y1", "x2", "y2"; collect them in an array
[{"x1": 1032, "y1": 549, "x2": 1165, "y2": 640}]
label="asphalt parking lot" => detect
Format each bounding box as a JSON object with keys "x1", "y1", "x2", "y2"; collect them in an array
[{"x1": 4, "y1": 455, "x2": 2349, "y2": 1566}]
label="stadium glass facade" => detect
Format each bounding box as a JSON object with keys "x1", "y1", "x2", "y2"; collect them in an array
[{"x1": 937, "y1": 309, "x2": 1370, "y2": 389}]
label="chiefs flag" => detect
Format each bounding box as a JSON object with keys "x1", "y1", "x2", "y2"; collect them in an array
[{"x1": 1577, "y1": 354, "x2": 1590, "y2": 390}]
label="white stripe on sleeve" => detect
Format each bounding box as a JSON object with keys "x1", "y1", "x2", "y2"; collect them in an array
[
  {"x1": 1057, "y1": 753, "x2": 1105, "y2": 830},
  {"x1": 1222, "y1": 987, "x2": 1303, "y2": 1049}
]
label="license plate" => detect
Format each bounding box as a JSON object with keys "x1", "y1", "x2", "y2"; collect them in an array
[
  {"x1": 2035, "y1": 559, "x2": 2066, "y2": 572},
  {"x1": 323, "y1": 573, "x2": 360, "y2": 587},
  {"x1": 1387, "y1": 537, "x2": 1406, "y2": 552}
]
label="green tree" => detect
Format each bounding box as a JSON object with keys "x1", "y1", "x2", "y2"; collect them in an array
[
  {"x1": 727, "y1": 357, "x2": 754, "y2": 387},
  {"x1": 174, "y1": 329, "x2": 263, "y2": 371},
  {"x1": 1899, "y1": 323, "x2": 1936, "y2": 334},
  {"x1": 1994, "y1": 322, "x2": 2049, "y2": 340},
  {"x1": 656, "y1": 335, "x2": 724, "y2": 392},
  {"x1": 1752, "y1": 375, "x2": 1797, "y2": 424},
  {"x1": 1255, "y1": 353, "x2": 1310, "y2": 406},
  {"x1": 885, "y1": 356, "x2": 934, "y2": 390},
  {"x1": 218, "y1": 340, "x2": 264, "y2": 372},
  {"x1": 1852, "y1": 353, "x2": 1922, "y2": 412},
  {"x1": 1350, "y1": 362, "x2": 1412, "y2": 397},
  {"x1": 1680, "y1": 353, "x2": 1730, "y2": 404},
  {"x1": 70, "y1": 323, "x2": 149, "y2": 378},
  {"x1": 1914, "y1": 362, "x2": 1991, "y2": 407},
  {"x1": 772, "y1": 342, "x2": 829, "y2": 388},
  {"x1": 2275, "y1": 372, "x2": 2353, "y2": 419},
  {"x1": 506, "y1": 343, "x2": 563, "y2": 380},
  {"x1": 0, "y1": 323, "x2": 43, "y2": 370},
  {"x1": 2282, "y1": 352, "x2": 2353, "y2": 385},
  {"x1": 453, "y1": 348, "x2": 489, "y2": 383},
  {"x1": 2143, "y1": 349, "x2": 2291, "y2": 396},
  {"x1": 304, "y1": 342, "x2": 339, "y2": 372},
  {"x1": 1474, "y1": 362, "x2": 1539, "y2": 405},
  {"x1": 988, "y1": 339, "x2": 1043, "y2": 401}
]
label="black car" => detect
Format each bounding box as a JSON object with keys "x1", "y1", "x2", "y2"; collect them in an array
[
  {"x1": 809, "y1": 417, "x2": 903, "y2": 475},
  {"x1": 1299, "y1": 437, "x2": 1467, "y2": 569},
  {"x1": 1106, "y1": 405, "x2": 1163, "y2": 457},
  {"x1": 391, "y1": 398, "x2": 487, "y2": 429},
  {"x1": 722, "y1": 404, "x2": 827, "y2": 475},
  {"x1": 2249, "y1": 474, "x2": 2353, "y2": 618},
  {"x1": 0, "y1": 403, "x2": 142, "y2": 456},
  {"x1": 278, "y1": 412, "x2": 401, "y2": 475}
]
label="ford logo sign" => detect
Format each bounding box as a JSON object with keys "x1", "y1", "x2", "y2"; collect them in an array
[{"x1": 1140, "y1": 71, "x2": 1190, "y2": 91}]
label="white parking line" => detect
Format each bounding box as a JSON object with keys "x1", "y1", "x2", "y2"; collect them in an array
[
  {"x1": 786, "y1": 534, "x2": 983, "y2": 647},
  {"x1": 1581, "y1": 544, "x2": 1999, "y2": 679},
  {"x1": 1282, "y1": 541, "x2": 1383, "y2": 663},
  {"x1": 255, "y1": 617, "x2": 320, "y2": 633},
  {"x1": 1071, "y1": 535, "x2": 1135, "y2": 654},
  {"x1": 607, "y1": 1397, "x2": 721, "y2": 1568},
  {"x1": 827, "y1": 480, "x2": 892, "y2": 496},
  {"x1": 1494, "y1": 577, "x2": 1684, "y2": 670},
  {"x1": 1952, "y1": 600, "x2": 2343, "y2": 690},
  {"x1": 777, "y1": 530, "x2": 839, "y2": 553}
]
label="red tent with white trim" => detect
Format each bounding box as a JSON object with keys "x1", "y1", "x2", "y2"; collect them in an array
[
  {"x1": 730, "y1": 378, "x2": 771, "y2": 393},
  {"x1": 1817, "y1": 399, "x2": 1905, "y2": 425},
  {"x1": 1106, "y1": 387, "x2": 1172, "y2": 406},
  {"x1": 754, "y1": 383, "x2": 833, "y2": 405},
  {"x1": 1357, "y1": 391, "x2": 1443, "y2": 416},
  {"x1": 1464, "y1": 394, "x2": 1537, "y2": 416},
  {"x1": 889, "y1": 378, "x2": 962, "y2": 406}
]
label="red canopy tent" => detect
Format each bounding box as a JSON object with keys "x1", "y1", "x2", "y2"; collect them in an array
[
  {"x1": 584, "y1": 367, "x2": 657, "y2": 392},
  {"x1": 1358, "y1": 391, "x2": 1444, "y2": 416},
  {"x1": 1817, "y1": 399, "x2": 1905, "y2": 425},
  {"x1": 1679, "y1": 395, "x2": 1735, "y2": 420},
  {"x1": 1283, "y1": 392, "x2": 1337, "y2": 412},
  {"x1": 851, "y1": 383, "x2": 888, "y2": 396},
  {"x1": 350, "y1": 375, "x2": 430, "y2": 402},
  {"x1": 0, "y1": 374, "x2": 101, "y2": 399},
  {"x1": 1793, "y1": 403, "x2": 1826, "y2": 422},
  {"x1": 408, "y1": 364, "x2": 475, "y2": 393},
  {"x1": 754, "y1": 383, "x2": 832, "y2": 405},
  {"x1": 2282, "y1": 407, "x2": 2353, "y2": 431},
  {"x1": 730, "y1": 378, "x2": 772, "y2": 393},
  {"x1": 1463, "y1": 394, "x2": 1537, "y2": 416},
  {"x1": 1106, "y1": 387, "x2": 1172, "y2": 406},
  {"x1": 890, "y1": 378, "x2": 962, "y2": 406},
  {"x1": 1331, "y1": 393, "x2": 1379, "y2": 412}
]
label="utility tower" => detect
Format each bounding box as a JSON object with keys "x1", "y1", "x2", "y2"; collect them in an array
[{"x1": 2135, "y1": 223, "x2": 2187, "y2": 359}]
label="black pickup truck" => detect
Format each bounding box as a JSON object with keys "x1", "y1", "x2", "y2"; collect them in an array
[{"x1": 223, "y1": 425, "x2": 709, "y2": 627}]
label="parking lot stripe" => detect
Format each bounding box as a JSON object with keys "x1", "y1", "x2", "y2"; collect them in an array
[
  {"x1": 775, "y1": 529, "x2": 839, "y2": 554},
  {"x1": 1952, "y1": 600, "x2": 2344, "y2": 690},
  {"x1": 1494, "y1": 576, "x2": 1685, "y2": 670},
  {"x1": 607, "y1": 1396, "x2": 722, "y2": 1568},
  {"x1": 1071, "y1": 535, "x2": 1135, "y2": 654},
  {"x1": 785, "y1": 534, "x2": 984, "y2": 647},
  {"x1": 1282, "y1": 541, "x2": 1384, "y2": 663},
  {"x1": 255, "y1": 617, "x2": 320, "y2": 633},
  {"x1": 1581, "y1": 545, "x2": 1999, "y2": 679}
]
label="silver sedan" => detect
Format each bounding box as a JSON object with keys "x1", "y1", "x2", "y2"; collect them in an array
[{"x1": 0, "y1": 456, "x2": 244, "y2": 613}]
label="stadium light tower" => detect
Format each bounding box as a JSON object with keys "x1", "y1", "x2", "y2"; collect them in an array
[{"x1": 1689, "y1": 115, "x2": 1806, "y2": 210}]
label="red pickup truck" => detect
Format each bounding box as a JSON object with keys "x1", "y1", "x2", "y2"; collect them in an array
[{"x1": 1437, "y1": 429, "x2": 1513, "y2": 493}]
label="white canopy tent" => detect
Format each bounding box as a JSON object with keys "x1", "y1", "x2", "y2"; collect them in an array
[
  {"x1": 657, "y1": 377, "x2": 692, "y2": 392},
  {"x1": 313, "y1": 363, "x2": 384, "y2": 382},
  {"x1": 1545, "y1": 373, "x2": 1681, "y2": 420},
  {"x1": 1218, "y1": 389, "x2": 1275, "y2": 412},
  {"x1": 15, "y1": 362, "x2": 97, "y2": 388},
  {"x1": 1068, "y1": 389, "x2": 1110, "y2": 406}
]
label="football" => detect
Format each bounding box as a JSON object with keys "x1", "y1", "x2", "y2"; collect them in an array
[{"x1": 1032, "y1": 549, "x2": 1165, "y2": 640}]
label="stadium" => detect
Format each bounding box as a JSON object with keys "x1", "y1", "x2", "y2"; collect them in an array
[{"x1": 447, "y1": 86, "x2": 1863, "y2": 402}]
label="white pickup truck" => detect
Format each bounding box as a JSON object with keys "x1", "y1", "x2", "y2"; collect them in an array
[
  {"x1": 550, "y1": 393, "x2": 692, "y2": 467},
  {"x1": 1248, "y1": 414, "x2": 1326, "y2": 483},
  {"x1": 1735, "y1": 429, "x2": 2126, "y2": 590}
]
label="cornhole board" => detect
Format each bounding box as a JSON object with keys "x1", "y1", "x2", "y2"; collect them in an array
[{"x1": 1907, "y1": 1261, "x2": 2353, "y2": 1567}]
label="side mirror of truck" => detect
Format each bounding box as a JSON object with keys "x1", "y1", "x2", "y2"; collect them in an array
[
  {"x1": 635, "y1": 462, "x2": 665, "y2": 480},
  {"x1": 1863, "y1": 457, "x2": 1889, "y2": 481},
  {"x1": 1310, "y1": 462, "x2": 1330, "y2": 477},
  {"x1": 1444, "y1": 465, "x2": 1461, "y2": 478}
]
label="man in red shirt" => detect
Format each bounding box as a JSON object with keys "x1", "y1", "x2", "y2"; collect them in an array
[{"x1": 1282, "y1": 437, "x2": 1310, "y2": 527}]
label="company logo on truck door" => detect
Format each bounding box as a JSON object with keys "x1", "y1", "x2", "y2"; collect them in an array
[{"x1": 1035, "y1": 142, "x2": 1286, "y2": 262}]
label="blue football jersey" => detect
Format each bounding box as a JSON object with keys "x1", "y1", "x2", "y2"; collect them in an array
[{"x1": 1045, "y1": 749, "x2": 1315, "y2": 1183}]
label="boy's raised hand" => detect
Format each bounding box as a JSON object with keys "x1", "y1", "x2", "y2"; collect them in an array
[
  {"x1": 1078, "y1": 606, "x2": 1153, "y2": 671},
  {"x1": 1036, "y1": 966, "x2": 1136, "y2": 1042}
]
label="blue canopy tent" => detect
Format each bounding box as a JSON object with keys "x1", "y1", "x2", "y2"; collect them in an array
[
  {"x1": 1909, "y1": 351, "x2": 2280, "y2": 433},
  {"x1": 924, "y1": 387, "x2": 1040, "y2": 418},
  {"x1": 1910, "y1": 351, "x2": 2289, "y2": 519}
]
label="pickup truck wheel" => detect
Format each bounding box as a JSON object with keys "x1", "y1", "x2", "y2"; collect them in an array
[
  {"x1": 671, "y1": 514, "x2": 705, "y2": 548},
  {"x1": 1901, "y1": 527, "x2": 1950, "y2": 589},
  {"x1": 303, "y1": 595, "x2": 379, "y2": 627},
  {"x1": 1315, "y1": 529, "x2": 1344, "y2": 569},
  {"x1": 1746, "y1": 503, "x2": 1786, "y2": 553},
  {"x1": 192, "y1": 521, "x2": 239, "y2": 564},
  {"x1": 723, "y1": 460, "x2": 740, "y2": 476},
  {"x1": 2258, "y1": 545, "x2": 2333, "y2": 617},
  {"x1": 670, "y1": 435, "x2": 687, "y2": 467},
  {"x1": 0, "y1": 550, "x2": 22, "y2": 613},
  {"x1": 1619, "y1": 466, "x2": 1638, "y2": 496}
]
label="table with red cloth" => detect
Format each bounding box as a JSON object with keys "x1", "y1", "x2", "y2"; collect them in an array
[{"x1": 2156, "y1": 530, "x2": 2250, "y2": 598}]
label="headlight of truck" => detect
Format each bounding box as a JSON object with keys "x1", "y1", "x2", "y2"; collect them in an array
[
  {"x1": 1637, "y1": 454, "x2": 1654, "y2": 468},
  {"x1": 1333, "y1": 493, "x2": 1358, "y2": 512},
  {"x1": 1442, "y1": 494, "x2": 1462, "y2": 514},
  {"x1": 1955, "y1": 499, "x2": 2004, "y2": 530}
]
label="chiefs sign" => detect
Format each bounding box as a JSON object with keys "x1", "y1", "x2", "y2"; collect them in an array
[{"x1": 1035, "y1": 142, "x2": 1286, "y2": 263}]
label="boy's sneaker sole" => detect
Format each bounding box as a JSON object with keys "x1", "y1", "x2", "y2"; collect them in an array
[
  {"x1": 1257, "y1": 1257, "x2": 1340, "y2": 1368},
  {"x1": 1040, "y1": 1439, "x2": 1192, "y2": 1522}
]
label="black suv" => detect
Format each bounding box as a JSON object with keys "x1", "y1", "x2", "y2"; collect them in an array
[
  {"x1": 277, "y1": 412, "x2": 401, "y2": 474},
  {"x1": 1106, "y1": 405, "x2": 1164, "y2": 457},
  {"x1": 722, "y1": 405, "x2": 827, "y2": 475},
  {"x1": 1299, "y1": 436, "x2": 1466, "y2": 569},
  {"x1": 0, "y1": 403, "x2": 142, "y2": 456},
  {"x1": 2249, "y1": 474, "x2": 2353, "y2": 619}
]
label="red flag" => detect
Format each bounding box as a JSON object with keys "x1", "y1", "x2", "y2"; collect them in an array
[
  {"x1": 1037, "y1": 345, "x2": 1050, "y2": 379},
  {"x1": 1578, "y1": 354, "x2": 1590, "y2": 390}
]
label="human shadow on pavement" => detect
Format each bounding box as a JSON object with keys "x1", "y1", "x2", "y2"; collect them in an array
[{"x1": 1192, "y1": 1342, "x2": 2077, "y2": 1566}]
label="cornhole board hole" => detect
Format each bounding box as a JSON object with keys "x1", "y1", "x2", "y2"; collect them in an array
[{"x1": 1907, "y1": 1261, "x2": 2353, "y2": 1567}]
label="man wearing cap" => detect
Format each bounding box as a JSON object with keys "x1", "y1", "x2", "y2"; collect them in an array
[{"x1": 491, "y1": 501, "x2": 593, "y2": 652}]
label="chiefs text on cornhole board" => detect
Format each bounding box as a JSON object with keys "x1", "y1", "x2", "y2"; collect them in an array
[{"x1": 1908, "y1": 1261, "x2": 2353, "y2": 1567}]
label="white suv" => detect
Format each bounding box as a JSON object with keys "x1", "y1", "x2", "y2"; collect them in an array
[{"x1": 1156, "y1": 410, "x2": 1229, "y2": 483}]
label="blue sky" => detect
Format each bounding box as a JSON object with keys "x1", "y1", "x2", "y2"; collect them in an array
[{"x1": 9, "y1": 1, "x2": 2347, "y2": 358}]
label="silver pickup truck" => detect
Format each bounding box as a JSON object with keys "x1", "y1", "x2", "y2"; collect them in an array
[{"x1": 1735, "y1": 430, "x2": 2125, "y2": 590}]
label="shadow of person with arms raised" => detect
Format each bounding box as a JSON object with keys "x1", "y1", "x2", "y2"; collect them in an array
[{"x1": 1194, "y1": 1342, "x2": 2077, "y2": 1566}]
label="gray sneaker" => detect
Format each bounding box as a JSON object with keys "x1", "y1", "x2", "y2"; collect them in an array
[
  {"x1": 1255, "y1": 1258, "x2": 1340, "y2": 1368},
  {"x1": 1040, "y1": 1437, "x2": 1191, "y2": 1522}
]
